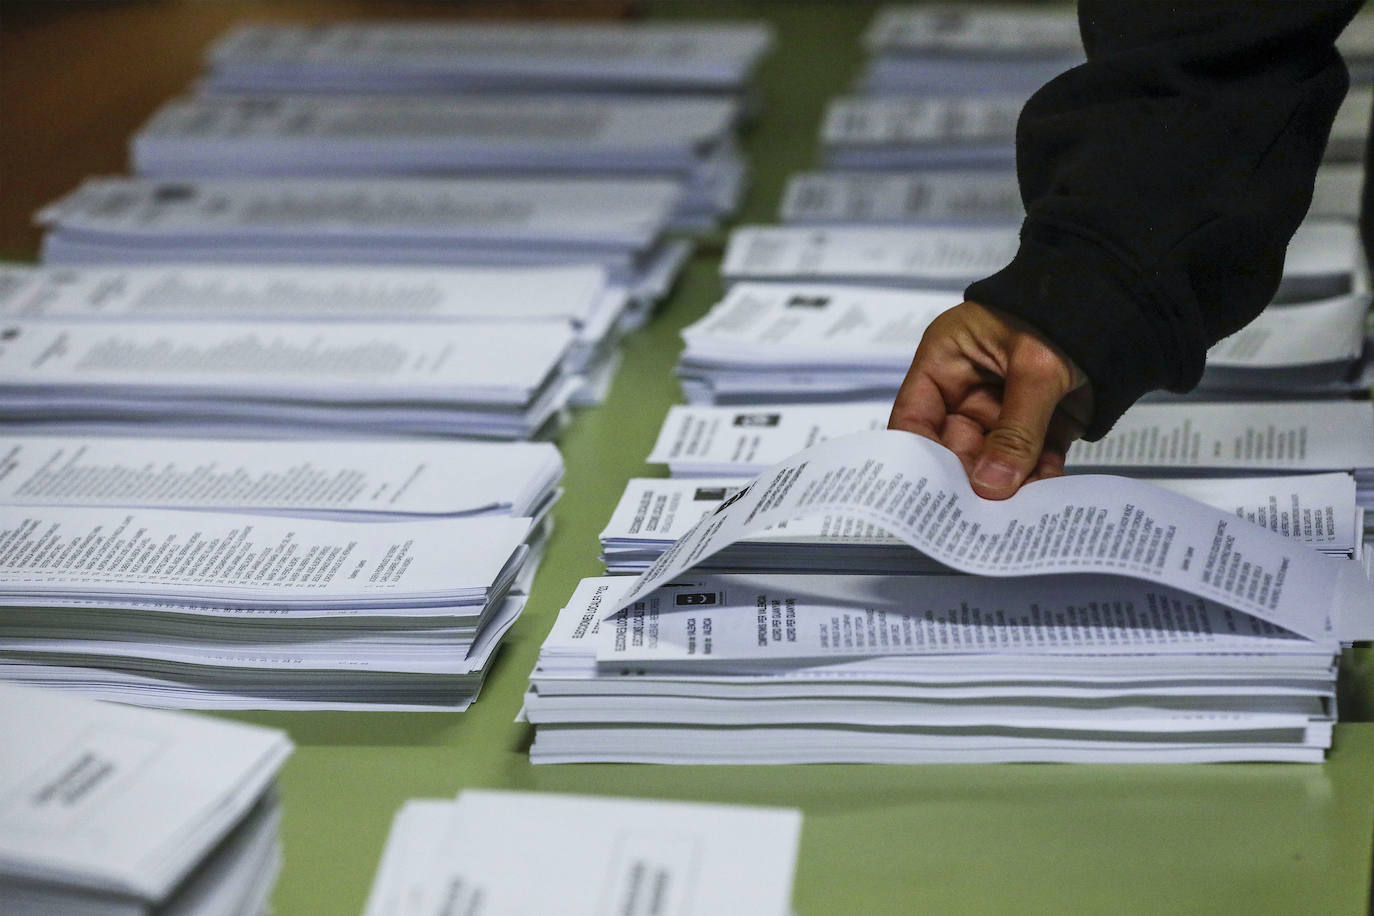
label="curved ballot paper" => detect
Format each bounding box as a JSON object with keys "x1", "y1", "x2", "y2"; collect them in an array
[{"x1": 608, "y1": 429, "x2": 1374, "y2": 645}]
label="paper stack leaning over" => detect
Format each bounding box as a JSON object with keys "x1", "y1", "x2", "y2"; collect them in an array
[
  {"x1": 856, "y1": 3, "x2": 1083, "y2": 96},
  {"x1": 36, "y1": 177, "x2": 690, "y2": 306},
  {"x1": 0, "y1": 506, "x2": 536, "y2": 710},
  {"x1": 0, "y1": 683, "x2": 291, "y2": 915},
  {"x1": 362, "y1": 790, "x2": 801, "y2": 916},
  {"x1": 676, "y1": 282, "x2": 949, "y2": 404},
  {"x1": 526, "y1": 429, "x2": 1374, "y2": 764}
]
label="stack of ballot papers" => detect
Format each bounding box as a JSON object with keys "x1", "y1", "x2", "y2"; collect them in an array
[
  {"x1": 525, "y1": 429, "x2": 1374, "y2": 764},
  {"x1": 363, "y1": 790, "x2": 801, "y2": 916},
  {"x1": 820, "y1": 94, "x2": 1022, "y2": 170},
  {"x1": 1185, "y1": 291, "x2": 1373, "y2": 398},
  {"x1": 203, "y1": 21, "x2": 775, "y2": 98},
  {"x1": 648, "y1": 401, "x2": 890, "y2": 477},
  {"x1": 0, "y1": 319, "x2": 583, "y2": 440},
  {"x1": 1325, "y1": 86, "x2": 1372, "y2": 162},
  {"x1": 676, "y1": 282, "x2": 951, "y2": 404},
  {"x1": 0, "y1": 261, "x2": 635, "y2": 395},
  {"x1": 0, "y1": 508, "x2": 536, "y2": 710},
  {"x1": 855, "y1": 4, "x2": 1083, "y2": 96},
  {"x1": 599, "y1": 471, "x2": 1363, "y2": 575},
  {"x1": 1275, "y1": 218, "x2": 1367, "y2": 303},
  {"x1": 1310, "y1": 163, "x2": 1365, "y2": 220},
  {"x1": 721, "y1": 224, "x2": 1019, "y2": 290},
  {"x1": 36, "y1": 177, "x2": 691, "y2": 305},
  {"x1": 0, "y1": 436, "x2": 564, "y2": 523},
  {"x1": 131, "y1": 94, "x2": 747, "y2": 231},
  {"x1": 779, "y1": 169, "x2": 1022, "y2": 225},
  {"x1": 0, "y1": 683, "x2": 291, "y2": 913}
]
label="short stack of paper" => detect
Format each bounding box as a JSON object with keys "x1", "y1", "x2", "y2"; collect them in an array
[
  {"x1": 203, "y1": 21, "x2": 775, "y2": 99},
  {"x1": 0, "y1": 683, "x2": 291, "y2": 914},
  {"x1": 720, "y1": 224, "x2": 1019, "y2": 289},
  {"x1": 820, "y1": 94, "x2": 1022, "y2": 170},
  {"x1": 856, "y1": 4, "x2": 1083, "y2": 96},
  {"x1": 648, "y1": 401, "x2": 890, "y2": 477},
  {"x1": 1183, "y1": 291, "x2": 1373, "y2": 399},
  {"x1": 0, "y1": 436, "x2": 564, "y2": 523},
  {"x1": 1275, "y1": 218, "x2": 1367, "y2": 303},
  {"x1": 779, "y1": 169, "x2": 1022, "y2": 225},
  {"x1": 0, "y1": 507, "x2": 535, "y2": 709},
  {"x1": 525, "y1": 429, "x2": 1374, "y2": 764},
  {"x1": 36, "y1": 177, "x2": 690, "y2": 305},
  {"x1": 676, "y1": 282, "x2": 950, "y2": 404},
  {"x1": 131, "y1": 94, "x2": 748, "y2": 232},
  {"x1": 599, "y1": 471, "x2": 1363, "y2": 576},
  {"x1": 0, "y1": 261, "x2": 634, "y2": 397},
  {"x1": 0, "y1": 319, "x2": 582, "y2": 440},
  {"x1": 363, "y1": 790, "x2": 801, "y2": 916}
]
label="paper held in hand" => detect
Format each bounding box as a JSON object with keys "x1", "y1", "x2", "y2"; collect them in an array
[{"x1": 609, "y1": 429, "x2": 1374, "y2": 643}]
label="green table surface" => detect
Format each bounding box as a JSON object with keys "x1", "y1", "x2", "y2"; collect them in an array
[{"x1": 12, "y1": 1, "x2": 1373, "y2": 913}]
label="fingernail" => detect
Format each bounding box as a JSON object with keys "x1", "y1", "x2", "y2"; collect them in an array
[{"x1": 973, "y1": 458, "x2": 1019, "y2": 491}]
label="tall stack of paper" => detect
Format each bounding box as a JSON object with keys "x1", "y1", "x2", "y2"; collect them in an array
[
  {"x1": 856, "y1": 4, "x2": 1082, "y2": 96},
  {"x1": 820, "y1": 94, "x2": 1022, "y2": 169},
  {"x1": 0, "y1": 683, "x2": 291, "y2": 913},
  {"x1": 599, "y1": 471, "x2": 1362, "y2": 575},
  {"x1": 0, "y1": 436, "x2": 564, "y2": 522},
  {"x1": 648, "y1": 401, "x2": 890, "y2": 477},
  {"x1": 780, "y1": 169, "x2": 1022, "y2": 225},
  {"x1": 0, "y1": 507, "x2": 535, "y2": 709},
  {"x1": 203, "y1": 21, "x2": 775, "y2": 98},
  {"x1": 131, "y1": 94, "x2": 748, "y2": 231},
  {"x1": 363, "y1": 790, "x2": 801, "y2": 916},
  {"x1": 36, "y1": 177, "x2": 690, "y2": 305},
  {"x1": 0, "y1": 320, "x2": 581, "y2": 440},
  {"x1": 676, "y1": 282, "x2": 950, "y2": 403},
  {"x1": 721, "y1": 224, "x2": 1019, "y2": 289},
  {"x1": 0, "y1": 261, "x2": 635, "y2": 397},
  {"x1": 525, "y1": 429, "x2": 1374, "y2": 764}
]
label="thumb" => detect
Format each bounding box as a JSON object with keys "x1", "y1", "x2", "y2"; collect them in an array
[{"x1": 971, "y1": 349, "x2": 1074, "y2": 500}]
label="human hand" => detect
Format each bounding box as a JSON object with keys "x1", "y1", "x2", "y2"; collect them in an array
[{"x1": 888, "y1": 300, "x2": 1092, "y2": 500}]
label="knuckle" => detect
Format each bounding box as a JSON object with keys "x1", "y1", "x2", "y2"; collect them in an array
[{"x1": 985, "y1": 426, "x2": 1041, "y2": 458}]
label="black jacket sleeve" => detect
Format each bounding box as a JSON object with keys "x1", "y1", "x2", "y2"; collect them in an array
[{"x1": 963, "y1": 1, "x2": 1360, "y2": 439}]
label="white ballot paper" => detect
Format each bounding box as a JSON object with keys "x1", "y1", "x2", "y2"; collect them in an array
[
  {"x1": 821, "y1": 95, "x2": 1021, "y2": 169},
  {"x1": 612, "y1": 430, "x2": 1374, "y2": 643},
  {"x1": 721, "y1": 224, "x2": 1019, "y2": 289},
  {"x1": 0, "y1": 683, "x2": 290, "y2": 905},
  {"x1": 649, "y1": 401, "x2": 890, "y2": 476},
  {"x1": 1277, "y1": 218, "x2": 1364, "y2": 301},
  {"x1": 362, "y1": 790, "x2": 800, "y2": 916},
  {"x1": 779, "y1": 170, "x2": 1022, "y2": 225},
  {"x1": 206, "y1": 21, "x2": 776, "y2": 93},
  {"x1": 1205, "y1": 292, "x2": 1369, "y2": 371},
  {"x1": 0, "y1": 436, "x2": 563, "y2": 521},
  {"x1": 863, "y1": 5, "x2": 1083, "y2": 56}
]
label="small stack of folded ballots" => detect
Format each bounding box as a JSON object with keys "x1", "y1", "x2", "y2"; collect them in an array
[
  {"x1": 820, "y1": 94, "x2": 1023, "y2": 170},
  {"x1": 362, "y1": 790, "x2": 801, "y2": 916},
  {"x1": 0, "y1": 436, "x2": 564, "y2": 524},
  {"x1": 0, "y1": 507, "x2": 536, "y2": 710},
  {"x1": 720, "y1": 224, "x2": 1019, "y2": 289},
  {"x1": 0, "y1": 261, "x2": 634, "y2": 401},
  {"x1": 202, "y1": 20, "x2": 775, "y2": 100},
  {"x1": 0, "y1": 319, "x2": 581, "y2": 440},
  {"x1": 130, "y1": 94, "x2": 749, "y2": 232},
  {"x1": 647, "y1": 401, "x2": 890, "y2": 477},
  {"x1": 855, "y1": 4, "x2": 1084, "y2": 96},
  {"x1": 1183, "y1": 291, "x2": 1373, "y2": 399},
  {"x1": 599, "y1": 470, "x2": 1363, "y2": 576},
  {"x1": 36, "y1": 177, "x2": 691, "y2": 306},
  {"x1": 527, "y1": 429, "x2": 1374, "y2": 764},
  {"x1": 779, "y1": 169, "x2": 1022, "y2": 225},
  {"x1": 675, "y1": 282, "x2": 950, "y2": 404},
  {"x1": 0, "y1": 683, "x2": 291, "y2": 914},
  {"x1": 1326, "y1": 86, "x2": 1372, "y2": 162}
]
